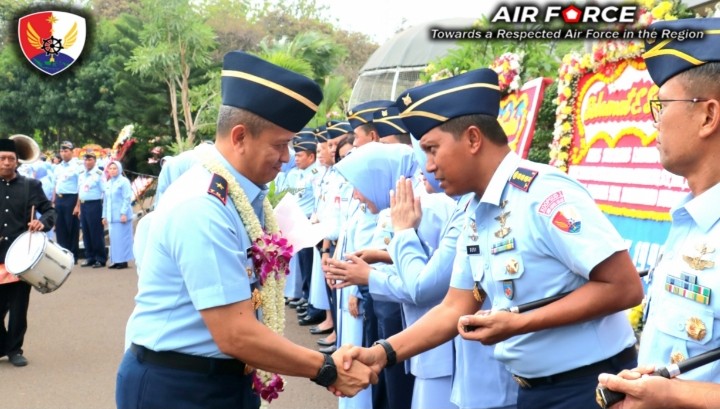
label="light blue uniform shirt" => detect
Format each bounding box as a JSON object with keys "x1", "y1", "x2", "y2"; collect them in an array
[
  {"x1": 639, "y1": 182, "x2": 720, "y2": 382},
  {"x1": 78, "y1": 166, "x2": 106, "y2": 201},
  {"x1": 54, "y1": 159, "x2": 81, "y2": 194},
  {"x1": 452, "y1": 151, "x2": 635, "y2": 378},
  {"x1": 293, "y1": 161, "x2": 321, "y2": 217},
  {"x1": 125, "y1": 147, "x2": 265, "y2": 357}
]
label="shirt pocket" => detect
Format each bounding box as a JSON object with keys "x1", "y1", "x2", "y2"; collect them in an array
[{"x1": 654, "y1": 297, "x2": 714, "y2": 345}]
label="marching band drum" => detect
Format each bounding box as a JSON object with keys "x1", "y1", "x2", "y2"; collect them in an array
[{"x1": 5, "y1": 231, "x2": 74, "y2": 294}]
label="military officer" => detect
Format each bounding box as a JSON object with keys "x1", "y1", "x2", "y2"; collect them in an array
[
  {"x1": 53, "y1": 141, "x2": 81, "y2": 260},
  {"x1": 76, "y1": 150, "x2": 107, "y2": 267},
  {"x1": 117, "y1": 51, "x2": 376, "y2": 409},
  {"x1": 373, "y1": 107, "x2": 412, "y2": 146},
  {"x1": 335, "y1": 68, "x2": 644, "y2": 409},
  {"x1": 598, "y1": 18, "x2": 720, "y2": 403}
]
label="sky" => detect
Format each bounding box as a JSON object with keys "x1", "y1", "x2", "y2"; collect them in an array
[
  {"x1": 315, "y1": 0, "x2": 633, "y2": 44},
  {"x1": 316, "y1": 0, "x2": 500, "y2": 43}
]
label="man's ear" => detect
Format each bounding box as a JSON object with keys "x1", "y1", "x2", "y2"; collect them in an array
[
  {"x1": 464, "y1": 126, "x2": 483, "y2": 154},
  {"x1": 230, "y1": 124, "x2": 248, "y2": 151},
  {"x1": 699, "y1": 99, "x2": 720, "y2": 140}
]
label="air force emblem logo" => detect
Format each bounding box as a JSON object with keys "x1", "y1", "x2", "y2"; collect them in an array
[{"x1": 18, "y1": 11, "x2": 86, "y2": 76}]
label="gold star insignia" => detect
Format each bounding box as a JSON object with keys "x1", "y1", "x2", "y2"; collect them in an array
[
  {"x1": 402, "y1": 94, "x2": 412, "y2": 106},
  {"x1": 381, "y1": 110, "x2": 388, "y2": 117},
  {"x1": 46, "y1": 15, "x2": 58, "y2": 24},
  {"x1": 216, "y1": 182, "x2": 224, "y2": 190}
]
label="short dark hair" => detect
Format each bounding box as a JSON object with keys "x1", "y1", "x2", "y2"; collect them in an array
[
  {"x1": 677, "y1": 62, "x2": 720, "y2": 99},
  {"x1": 439, "y1": 114, "x2": 508, "y2": 146},
  {"x1": 395, "y1": 133, "x2": 412, "y2": 146},
  {"x1": 216, "y1": 105, "x2": 275, "y2": 137},
  {"x1": 357, "y1": 123, "x2": 378, "y2": 135}
]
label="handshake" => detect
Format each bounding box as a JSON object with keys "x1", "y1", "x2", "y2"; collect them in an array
[{"x1": 324, "y1": 342, "x2": 390, "y2": 397}]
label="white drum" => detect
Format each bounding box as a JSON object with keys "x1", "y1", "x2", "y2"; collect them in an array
[{"x1": 6, "y1": 231, "x2": 74, "y2": 294}]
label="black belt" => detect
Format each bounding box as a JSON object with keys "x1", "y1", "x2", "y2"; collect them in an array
[
  {"x1": 80, "y1": 199, "x2": 101, "y2": 204},
  {"x1": 130, "y1": 343, "x2": 248, "y2": 376},
  {"x1": 512, "y1": 346, "x2": 637, "y2": 389},
  {"x1": 56, "y1": 193, "x2": 78, "y2": 198}
]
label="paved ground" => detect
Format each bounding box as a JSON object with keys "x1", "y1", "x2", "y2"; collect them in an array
[{"x1": 0, "y1": 264, "x2": 337, "y2": 409}]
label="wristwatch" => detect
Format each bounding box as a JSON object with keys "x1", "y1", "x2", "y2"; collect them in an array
[
  {"x1": 372, "y1": 339, "x2": 397, "y2": 367},
  {"x1": 320, "y1": 248, "x2": 330, "y2": 254},
  {"x1": 311, "y1": 353, "x2": 338, "y2": 387}
]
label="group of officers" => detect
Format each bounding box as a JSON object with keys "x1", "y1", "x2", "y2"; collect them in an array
[
  {"x1": 117, "y1": 16, "x2": 720, "y2": 409},
  {"x1": 1, "y1": 140, "x2": 135, "y2": 369}
]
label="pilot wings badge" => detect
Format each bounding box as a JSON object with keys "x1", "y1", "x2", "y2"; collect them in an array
[{"x1": 18, "y1": 11, "x2": 86, "y2": 76}]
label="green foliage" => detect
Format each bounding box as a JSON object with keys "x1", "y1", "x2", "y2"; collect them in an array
[
  {"x1": 527, "y1": 82, "x2": 557, "y2": 164},
  {"x1": 267, "y1": 180, "x2": 288, "y2": 208}
]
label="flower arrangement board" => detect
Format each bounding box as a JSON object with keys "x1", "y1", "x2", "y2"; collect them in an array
[{"x1": 499, "y1": 77, "x2": 552, "y2": 159}]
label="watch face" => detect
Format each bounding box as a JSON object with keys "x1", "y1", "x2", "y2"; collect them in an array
[{"x1": 315, "y1": 355, "x2": 338, "y2": 387}]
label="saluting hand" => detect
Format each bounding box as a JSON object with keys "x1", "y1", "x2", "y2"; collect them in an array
[
  {"x1": 458, "y1": 309, "x2": 525, "y2": 345},
  {"x1": 327, "y1": 345, "x2": 378, "y2": 397},
  {"x1": 390, "y1": 176, "x2": 422, "y2": 231}
]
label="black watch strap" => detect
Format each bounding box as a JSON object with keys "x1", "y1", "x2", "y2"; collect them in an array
[
  {"x1": 311, "y1": 353, "x2": 337, "y2": 387},
  {"x1": 372, "y1": 339, "x2": 397, "y2": 367}
]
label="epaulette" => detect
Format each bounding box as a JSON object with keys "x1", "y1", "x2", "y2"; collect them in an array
[
  {"x1": 509, "y1": 167, "x2": 539, "y2": 192},
  {"x1": 207, "y1": 173, "x2": 228, "y2": 204},
  {"x1": 311, "y1": 168, "x2": 318, "y2": 174}
]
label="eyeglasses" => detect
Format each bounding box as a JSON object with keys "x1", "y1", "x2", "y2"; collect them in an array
[{"x1": 649, "y1": 98, "x2": 709, "y2": 123}]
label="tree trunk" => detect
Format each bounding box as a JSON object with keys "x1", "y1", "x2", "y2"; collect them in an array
[
  {"x1": 178, "y1": 48, "x2": 195, "y2": 148},
  {"x1": 167, "y1": 79, "x2": 182, "y2": 149}
]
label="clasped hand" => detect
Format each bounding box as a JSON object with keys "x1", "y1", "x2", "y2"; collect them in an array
[
  {"x1": 328, "y1": 344, "x2": 387, "y2": 397},
  {"x1": 327, "y1": 345, "x2": 379, "y2": 397}
]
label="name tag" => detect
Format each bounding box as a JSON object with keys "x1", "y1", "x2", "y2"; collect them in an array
[{"x1": 467, "y1": 245, "x2": 480, "y2": 255}]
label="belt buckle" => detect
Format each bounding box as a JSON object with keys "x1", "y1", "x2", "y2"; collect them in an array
[
  {"x1": 512, "y1": 374, "x2": 532, "y2": 389},
  {"x1": 80, "y1": 199, "x2": 85, "y2": 204},
  {"x1": 58, "y1": 193, "x2": 63, "y2": 198}
]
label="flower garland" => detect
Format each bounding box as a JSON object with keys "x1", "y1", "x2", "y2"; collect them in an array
[
  {"x1": 202, "y1": 156, "x2": 293, "y2": 405},
  {"x1": 549, "y1": 0, "x2": 684, "y2": 172},
  {"x1": 489, "y1": 52, "x2": 524, "y2": 94}
]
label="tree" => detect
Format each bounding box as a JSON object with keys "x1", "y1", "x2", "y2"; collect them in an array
[{"x1": 126, "y1": 0, "x2": 216, "y2": 151}]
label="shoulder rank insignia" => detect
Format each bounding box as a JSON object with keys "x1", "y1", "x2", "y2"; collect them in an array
[
  {"x1": 207, "y1": 173, "x2": 228, "y2": 205},
  {"x1": 509, "y1": 167, "x2": 538, "y2": 192}
]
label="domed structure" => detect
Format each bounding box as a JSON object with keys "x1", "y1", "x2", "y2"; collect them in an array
[{"x1": 349, "y1": 17, "x2": 478, "y2": 107}]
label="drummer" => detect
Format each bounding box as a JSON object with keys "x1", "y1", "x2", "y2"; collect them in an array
[{"x1": 0, "y1": 138, "x2": 56, "y2": 367}]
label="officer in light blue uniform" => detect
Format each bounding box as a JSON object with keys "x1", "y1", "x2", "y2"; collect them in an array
[
  {"x1": 633, "y1": 17, "x2": 720, "y2": 383},
  {"x1": 337, "y1": 68, "x2": 644, "y2": 409},
  {"x1": 54, "y1": 141, "x2": 81, "y2": 260},
  {"x1": 117, "y1": 51, "x2": 376, "y2": 409},
  {"x1": 401, "y1": 69, "x2": 642, "y2": 409},
  {"x1": 77, "y1": 150, "x2": 107, "y2": 267},
  {"x1": 292, "y1": 133, "x2": 326, "y2": 326},
  {"x1": 411, "y1": 137, "x2": 519, "y2": 409}
]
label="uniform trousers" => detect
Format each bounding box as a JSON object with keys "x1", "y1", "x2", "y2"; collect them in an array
[
  {"x1": 55, "y1": 194, "x2": 79, "y2": 259},
  {"x1": 116, "y1": 349, "x2": 260, "y2": 409},
  {"x1": 516, "y1": 347, "x2": 636, "y2": 409},
  {"x1": 0, "y1": 281, "x2": 32, "y2": 357},
  {"x1": 298, "y1": 246, "x2": 322, "y2": 318},
  {"x1": 323, "y1": 243, "x2": 337, "y2": 326},
  {"x1": 80, "y1": 200, "x2": 106, "y2": 264},
  {"x1": 373, "y1": 299, "x2": 415, "y2": 409}
]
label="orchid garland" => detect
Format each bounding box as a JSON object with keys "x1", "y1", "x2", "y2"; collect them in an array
[{"x1": 202, "y1": 156, "x2": 292, "y2": 405}]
